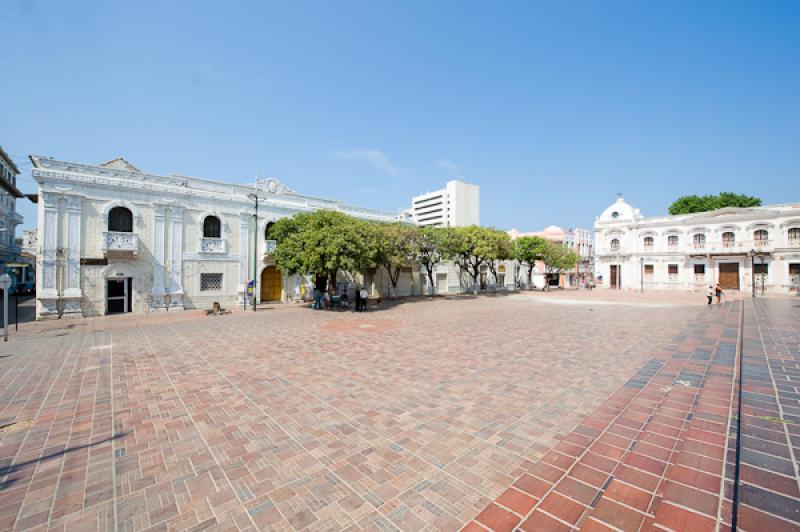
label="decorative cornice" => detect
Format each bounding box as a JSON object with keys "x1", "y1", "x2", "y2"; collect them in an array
[{"x1": 31, "y1": 156, "x2": 398, "y2": 222}]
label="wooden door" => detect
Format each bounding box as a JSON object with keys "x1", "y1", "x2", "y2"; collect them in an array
[
  {"x1": 260, "y1": 266, "x2": 282, "y2": 301},
  {"x1": 610, "y1": 265, "x2": 620, "y2": 289},
  {"x1": 718, "y1": 263, "x2": 739, "y2": 290}
]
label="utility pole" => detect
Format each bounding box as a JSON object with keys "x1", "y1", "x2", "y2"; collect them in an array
[{"x1": 248, "y1": 191, "x2": 259, "y2": 311}]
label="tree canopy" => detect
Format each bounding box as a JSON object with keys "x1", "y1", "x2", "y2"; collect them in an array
[
  {"x1": 513, "y1": 236, "x2": 549, "y2": 285},
  {"x1": 668, "y1": 192, "x2": 762, "y2": 215},
  {"x1": 272, "y1": 210, "x2": 374, "y2": 290},
  {"x1": 272, "y1": 211, "x2": 568, "y2": 297},
  {"x1": 541, "y1": 241, "x2": 579, "y2": 273},
  {"x1": 439, "y1": 226, "x2": 510, "y2": 293},
  {"x1": 369, "y1": 222, "x2": 418, "y2": 296}
]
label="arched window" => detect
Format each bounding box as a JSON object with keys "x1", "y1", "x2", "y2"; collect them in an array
[
  {"x1": 610, "y1": 238, "x2": 620, "y2": 251},
  {"x1": 203, "y1": 216, "x2": 221, "y2": 238},
  {"x1": 108, "y1": 207, "x2": 133, "y2": 232},
  {"x1": 643, "y1": 236, "x2": 654, "y2": 249},
  {"x1": 789, "y1": 228, "x2": 800, "y2": 243},
  {"x1": 668, "y1": 235, "x2": 678, "y2": 248},
  {"x1": 754, "y1": 229, "x2": 768, "y2": 242},
  {"x1": 722, "y1": 231, "x2": 735, "y2": 247},
  {"x1": 693, "y1": 233, "x2": 705, "y2": 248},
  {"x1": 264, "y1": 222, "x2": 275, "y2": 240}
]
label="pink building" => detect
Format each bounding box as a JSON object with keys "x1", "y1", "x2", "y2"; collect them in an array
[{"x1": 508, "y1": 225, "x2": 594, "y2": 288}]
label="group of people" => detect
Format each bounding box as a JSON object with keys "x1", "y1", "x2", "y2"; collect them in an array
[
  {"x1": 310, "y1": 286, "x2": 369, "y2": 311},
  {"x1": 707, "y1": 284, "x2": 724, "y2": 305}
]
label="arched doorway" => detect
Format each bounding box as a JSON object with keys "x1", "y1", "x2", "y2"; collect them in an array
[{"x1": 260, "y1": 266, "x2": 282, "y2": 301}]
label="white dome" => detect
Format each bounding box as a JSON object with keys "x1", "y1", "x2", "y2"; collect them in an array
[{"x1": 599, "y1": 197, "x2": 640, "y2": 223}]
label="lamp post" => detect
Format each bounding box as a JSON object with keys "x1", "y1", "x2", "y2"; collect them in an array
[
  {"x1": 639, "y1": 257, "x2": 644, "y2": 294},
  {"x1": 748, "y1": 249, "x2": 756, "y2": 298},
  {"x1": 248, "y1": 192, "x2": 259, "y2": 312}
]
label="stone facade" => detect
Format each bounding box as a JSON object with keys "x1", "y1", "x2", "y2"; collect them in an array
[
  {"x1": 31, "y1": 156, "x2": 404, "y2": 319},
  {"x1": 594, "y1": 197, "x2": 800, "y2": 293}
]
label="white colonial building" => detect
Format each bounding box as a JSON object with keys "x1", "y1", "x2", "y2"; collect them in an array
[
  {"x1": 31, "y1": 156, "x2": 405, "y2": 319},
  {"x1": 594, "y1": 197, "x2": 800, "y2": 293}
]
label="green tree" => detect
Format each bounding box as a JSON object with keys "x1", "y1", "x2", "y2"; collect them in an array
[
  {"x1": 415, "y1": 227, "x2": 446, "y2": 296},
  {"x1": 370, "y1": 222, "x2": 417, "y2": 298},
  {"x1": 513, "y1": 236, "x2": 549, "y2": 288},
  {"x1": 440, "y1": 226, "x2": 497, "y2": 294},
  {"x1": 668, "y1": 192, "x2": 762, "y2": 215},
  {"x1": 540, "y1": 241, "x2": 580, "y2": 289},
  {"x1": 273, "y1": 210, "x2": 373, "y2": 293},
  {"x1": 483, "y1": 229, "x2": 513, "y2": 290}
]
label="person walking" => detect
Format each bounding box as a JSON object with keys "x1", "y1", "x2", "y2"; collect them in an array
[
  {"x1": 707, "y1": 285, "x2": 714, "y2": 305},
  {"x1": 359, "y1": 287, "x2": 368, "y2": 312},
  {"x1": 715, "y1": 284, "x2": 723, "y2": 304}
]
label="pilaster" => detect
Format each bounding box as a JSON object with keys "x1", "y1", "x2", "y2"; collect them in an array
[
  {"x1": 239, "y1": 212, "x2": 251, "y2": 304},
  {"x1": 37, "y1": 192, "x2": 60, "y2": 318},
  {"x1": 151, "y1": 205, "x2": 167, "y2": 310},
  {"x1": 167, "y1": 206, "x2": 185, "y2": 310}
]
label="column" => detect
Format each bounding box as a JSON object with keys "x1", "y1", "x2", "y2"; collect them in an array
[
  {"x1": 167, "y1": 206, "x2": 185, "y2": 309},
  {"x1": 239, "y1": 212, "x2": 251, "y2": 304},
  {"x1": 151, "y1": 205, "x2": 167, "y2": 310},
  {"x1": 37, "y1": 192, "x2": 60, "y2": 318},
  {"x1": 62, "y1": 194, "x2": 83, "y2": 316}
]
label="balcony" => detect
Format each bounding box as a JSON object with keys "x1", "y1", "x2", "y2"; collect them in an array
[
  {"x1": 102, "y1": 231, "x2": 138, "y2": 255},
  {"x1": 692, "y1": 239, "x2": 773, "y2": 254},
  {"x1": 264, "y1": 239, "x2": 277, "y2": 255},
  {"x1": 200, "y1": 237, "x2": 226, "y2": 254},
  {"x1": 597, "y1": 246, "x2": 629, "y2": 256}
]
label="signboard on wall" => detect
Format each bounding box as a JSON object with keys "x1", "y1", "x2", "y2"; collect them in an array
[{"x1": 80, "y1": 258, "x2": 109, "y2": 266}]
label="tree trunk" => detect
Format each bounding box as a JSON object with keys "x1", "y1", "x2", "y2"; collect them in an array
[{"x1": 426, "y1": 267, "x2": 436, "y2": 296}]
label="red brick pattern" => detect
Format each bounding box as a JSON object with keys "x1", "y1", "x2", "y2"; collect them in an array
[
  {"x1": 0, "y1": 296, "x2": 696, "y2": 530},
  {"x1": 465, "y1": 298, "x2": 800, "y2": 531}
]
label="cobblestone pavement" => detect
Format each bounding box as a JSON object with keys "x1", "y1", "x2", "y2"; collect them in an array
[
  {"x1": 0, "y1": 294, "x2": 698, "y2": 531},
  {"x1": 2, "y1": 295, "x2": 794, "y2": 531},
  {"x1": 468, "y1": 298, "x2": 800, "y2": 531}
]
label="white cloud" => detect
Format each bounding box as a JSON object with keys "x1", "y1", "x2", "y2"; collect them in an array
[
  {"x1": 333, "y1": 148, "x2": 401, "y2": 176},
  {"x1": 435, "y1": 157, "x2": 460, "y2": 173}
]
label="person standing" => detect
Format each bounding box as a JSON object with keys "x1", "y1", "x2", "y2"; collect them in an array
[
  {"x1": 354, "y1": 286, "x2": 361, "y2": 312},
  {"x1": 359, "y1": 287, "x2": 368, "y2": 312},
  {"x1": 715, "y1": 284, "x2": 723, "y2": 303},
  {"x1": 707, "y1": 286, "x2": 714, "y2": 305}
]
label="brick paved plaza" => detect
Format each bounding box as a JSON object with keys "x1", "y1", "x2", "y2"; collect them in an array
[{"x1": 1, "y1": 294, "x2": 798, "y2": 531}]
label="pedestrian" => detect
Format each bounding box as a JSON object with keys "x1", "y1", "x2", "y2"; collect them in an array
[
  {"x1": 359, "y1": 287, "x2": 368, "y2": 311},
  {"x1": 354, "y1": 286, "x2": 361, "y2": 312},
  {"x1": 707, "y1": 285, "x2": 713, "y2": 305},
  {"x1": 715, "y1": 284, "x2": 723, "y2": 303},
  {"x1": 313, "y1": 288, "x2": 322, "y2": 309}
]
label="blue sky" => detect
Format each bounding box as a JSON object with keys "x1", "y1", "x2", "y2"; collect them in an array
[{"x1": 1, "y1": 1, "x2": 798, "y2": 232}]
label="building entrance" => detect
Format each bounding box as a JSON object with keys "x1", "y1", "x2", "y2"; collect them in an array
[
  {"x1": 260, "y1": 266, "x2": 282, "y2": 301},
  {"x1": 610, "y1": 265, "x2": 621, "y2": 289},
  {"x1": 107, "y1": 278, "x2": 131, "y2": 314},
  {"x1": 718, "y1": 263, "x2": 740, "y2": 290}
]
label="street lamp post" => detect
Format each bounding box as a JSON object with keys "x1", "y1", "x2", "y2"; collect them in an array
[
  {"x1": 748, "y1": 249, "x2": 756, "y2": 298},
  {"x1": 640, "y1": 257, "x2": 644, "y2": 294},
  {"x1": 248, "y1": 192, "x2": 259, "y2": 312}
]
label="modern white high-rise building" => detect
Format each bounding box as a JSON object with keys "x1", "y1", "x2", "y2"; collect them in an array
[{"x1": 409, "y1": 180, "x2": 479, "y2": 227}]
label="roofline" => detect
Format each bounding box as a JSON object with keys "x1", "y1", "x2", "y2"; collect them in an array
[
  {"x1": 30, "y1": 155, "x2": 400, "y2": 218},
  {"x1": 596, "y1": 202, "x2": 800, "y2": 228},
  {"x1": 0, "y1": 146, "x2": 20, "y2": 174}
]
